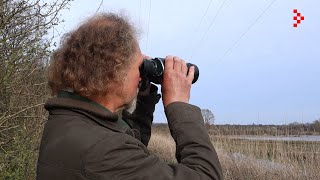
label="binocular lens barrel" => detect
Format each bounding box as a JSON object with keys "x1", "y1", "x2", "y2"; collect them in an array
[{"x1": 140, "y1": 58, "x2": 199, "y2": 84}]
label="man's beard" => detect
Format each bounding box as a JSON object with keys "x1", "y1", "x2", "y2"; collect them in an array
[
  {"x1": 125, "y1": 95, "x2": 138, "y2": 114},
  {"x1": 123, "y1": 88, "x2": 139, "y2": 114},
  {"x1": 118, "y1": 88, "x2": 139, "y2": 115}
]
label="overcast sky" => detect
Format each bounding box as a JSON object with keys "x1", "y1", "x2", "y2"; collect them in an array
[{"x1": 51, "y1": 0, "x2": 320, "y2": 125}]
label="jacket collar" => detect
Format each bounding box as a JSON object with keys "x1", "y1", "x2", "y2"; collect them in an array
[{"x1": 44, "y1": 91, "x2": 129, "y2": 133}]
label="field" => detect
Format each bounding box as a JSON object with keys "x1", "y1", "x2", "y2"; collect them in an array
[{"x1": 149, "y1": 126, "x2": 320, "y2": 180}]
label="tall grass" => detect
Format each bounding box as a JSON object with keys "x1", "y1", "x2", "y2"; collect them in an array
[{"x1": 149, "y1": 126, "x2": 320, "y2": 180}]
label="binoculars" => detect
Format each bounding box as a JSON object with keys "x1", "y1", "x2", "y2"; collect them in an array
[{"x1": 139, "y1": 57, "x2": 199, "y2": 84}]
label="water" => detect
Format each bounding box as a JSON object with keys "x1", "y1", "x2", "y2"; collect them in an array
[
  {"x1": 231, "y1": 152, "x2": 289, "y2": 171},
  {"x1": 234, "y1": 135, "x2": 320, "y2": 142}
]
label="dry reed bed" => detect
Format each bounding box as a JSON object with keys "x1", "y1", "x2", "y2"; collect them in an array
[{"x1": 149, "y1": 128, "x2": 320, "y2": 180}]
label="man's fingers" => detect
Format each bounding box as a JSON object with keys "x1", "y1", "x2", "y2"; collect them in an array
[
  {"x1": 181, "y1": 60, "x2": 187, "y2": 75},
  {"x1": 164, "y1": 56, "x2": 174, "y2": 71},
  {"x1": 187, "y1": 66, "x2": 195, "y2": 84},
  {"x1": 173, "y1": 57, "x2": 182, "y2": 71}
]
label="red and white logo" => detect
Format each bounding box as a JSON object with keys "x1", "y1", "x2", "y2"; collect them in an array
[{"x1": 293, "y1": 9, "x2": 304, "y2": 28}]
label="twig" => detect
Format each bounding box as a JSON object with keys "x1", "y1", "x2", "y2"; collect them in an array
[
  {"x1": 0, "y1": 103, "x2": 44, "y2": 126},
  {"x1": 0, "y1": 125, "x2": 19, "y2": 133}
]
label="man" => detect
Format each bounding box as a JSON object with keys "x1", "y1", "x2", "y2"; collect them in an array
[{"x1": 37, "y1": 13, "x2": 223, "y2": 179}]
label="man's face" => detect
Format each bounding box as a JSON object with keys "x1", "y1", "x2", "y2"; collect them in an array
[{"x1": 121, "y1": 45, "x2": 143, "y2": 112}]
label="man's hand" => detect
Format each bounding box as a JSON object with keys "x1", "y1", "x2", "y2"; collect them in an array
[{"x1": 161, "y1": 56, "x2": 195, "y2": 108}]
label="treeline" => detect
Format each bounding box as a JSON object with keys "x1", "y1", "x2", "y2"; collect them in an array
[{"x1": 153, "y1": 120, "x2": 320, "y2": 136}]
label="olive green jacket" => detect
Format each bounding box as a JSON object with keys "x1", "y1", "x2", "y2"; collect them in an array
[{"x1": 37, "y1": 90, "x2": 223, "y2": 180}]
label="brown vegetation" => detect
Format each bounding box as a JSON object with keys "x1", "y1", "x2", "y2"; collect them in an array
[{"x1": 149, "y1": 125, "x2": 320, "y2": 180}]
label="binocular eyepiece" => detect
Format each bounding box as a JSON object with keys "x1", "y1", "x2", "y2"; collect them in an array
[{"x1": 139, "y1": 57, "x2": 199, "y2": 84}]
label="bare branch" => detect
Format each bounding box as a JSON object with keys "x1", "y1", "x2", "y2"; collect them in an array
[{"x1": 0, "y1": 103, "x2": 44, "y2": 127}]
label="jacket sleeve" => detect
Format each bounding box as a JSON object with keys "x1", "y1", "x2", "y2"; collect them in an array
[
  {"x1": 122, "y1": 84, "x2": 161, "y2": 146},
  {"x1": 83, "y1": 102, "x2": 223, "y2": 180}
]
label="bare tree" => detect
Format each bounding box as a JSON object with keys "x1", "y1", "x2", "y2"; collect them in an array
[
  {"x1": 0, "y1": 0, "x2": 72, "y2": 178},
  {"x1": 201, "y1": 109, "x2": 215, "y2": 126},
  {"x1": 312, "y1": 120, "x2": 320, "y2": 133}
]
